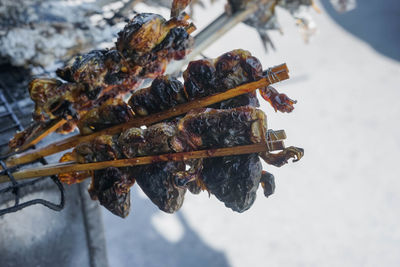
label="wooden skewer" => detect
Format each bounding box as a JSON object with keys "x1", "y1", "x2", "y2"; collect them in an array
[
  {"x1": 4, "y1": 63, "x2": 288, "y2": 168},
  {"x1": 8, "y1": 118, "x2": 66, "y2": 154},
  {"x1": 0, "y1": 142, "x2": 283, "y2": 183}
]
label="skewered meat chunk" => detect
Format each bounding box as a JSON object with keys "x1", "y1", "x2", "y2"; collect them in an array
[
  {"x1": 78, "y1": 99, "x2": 134, "y2": 135},
  {"x1": 183, "y1": 49, "x2": 261, "y2": 109},
  {"x1": 128, "y1": 49, "x2": 262, "y2": 118},
  {"x1": 171, "y1": 107, "x2": 267, "y2": 212},
  {"x1": 119, "y1": 123, "x2": 177, "y2": 157},
  {"x1": 128, "y1": 76, "x2": 186, "y2": 117},
  {"x1": 131, "y1": 162, "x2": 187, "y2": 213},
  {"x1": 89, "y1": 167, "x2": 134, "y2": 218},
  {"x1": 171, "y1": 106, "x2": 266, "y2": 152},
  {"x1": 201, "y1": 153, "x2": 262, "y2": 212},
  {"x1": 115, "y1": 14, "x2": 191, "y2": 59},
  {"x1": 75, "y1": 135, "x2": 122, "y2": 164},
  {"x1": 71, "y1": 122, "x2": 186, "y2": 215},
  {"x1": 119, "y1": 123, "x2": 187, "y2": 213},
  {"x1": 29, "y1": 78, "x2": 77, "y2": 121},
  {"x1": 73, "y1": 135, "x2": 135, "y2": 217}
]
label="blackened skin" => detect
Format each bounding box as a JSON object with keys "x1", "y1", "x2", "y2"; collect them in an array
[
  {"x1": 118, "y1": 122, "x2": 176, "y2": 158},
  {"x1": 75, "y1": 135, "x2": 122, "y2": 164},
  {"x1": 260, "y1": 171, "x2": 275, "y2": 198},
  {"x1": 152, "y1": 27, "x2": 192, "y2": 60},
  {"x1": 128, "y1": 76, "x2": 186, "y2": 116},
  {"x1": 133, "y1": 162, "x2": 186, "y2": 213},
  {"x1": 178, "y1": 108, "x2": 256, "y2": 150},
  {"x1": 77, "y1": 99, "x2": 134, "y2": 134},
  {"x1": 89, "y1": 167, "x2": 133, "y2": 218},
  {"x1": 210, "y1": 92, "x2": 259, "y2": 109},
  {"x1": 183, "y1": 59, "x2": 216, "y2": 100},
  {"x1": 183, "y1": 49, "x2": 262, "y2": 109},
  {"x1": 48, "y1": 99, "x2": 74, "y2": 118},
  {"x1": 201, "y1": 153, "x2": 262, "y2": 212},
  {"x1": 116, "y1": 13, "x2": 163, "y2": 56}
]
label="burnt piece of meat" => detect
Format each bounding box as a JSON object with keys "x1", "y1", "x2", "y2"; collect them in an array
[
  {"x1": 116, "y1": 13, "x2": 193, "y2": 65},
  {"x1": 128, "y1": 76, "x2": 186, "y2": 117},
  {"x1": 77, "y1": 98, "x2": 134, "y2": 135},
  {"x1": 72, "y1": 121, "x2": 185, "y2": 214},
  {"x1": 118, "y1": 122, "x2": 177, "y2": 158},
  {"x1": 28, "y1": 78, "x2": 78, "y2": 121},
  {"x1": 151, "y1": 27, "x2": 193, "y2": 62},
  {"x1": 56, "y1": 49, "x2": 137, "y2": 107},
  {"x1": 75, "y1": 137, "x2": 133, "y2": 217},
  {"x1": 183, "y1": 49, "x2": 261, "y2": 109},
  {"x1": 214, "y1": 49, "x2": 263, "y2": 89},
  {"x1": 74, "y1": 135, "x2": 122, "y2": 164},
  {"x1": 201, "y1": 153, "x2": 262, "y2": 212},
  {"x1": 183, "y1": 59, "x2": 216, "y2": 99},
  {"x1": 171, "y1": 107, "x2": 267, "y2": 212},
  {"x1": 118, "y1": 123, "x2": 186, "y2": 213},
  {"x1": 132, "y1": 162, "x2": 186, "y2": 213},
  {"x1": 89, "y1": 167, "x2": 134, "y2": 218},
  {"x1": 172, "y1": 106, "x2": 267, "y2": 151}
]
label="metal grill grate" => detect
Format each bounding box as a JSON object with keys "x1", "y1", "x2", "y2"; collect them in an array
[{"x1": 0, "y1": 89, "x2": 65, "y2": 216}]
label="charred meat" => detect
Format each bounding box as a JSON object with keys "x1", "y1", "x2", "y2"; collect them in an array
[
  {"x1": 10, "y1": 13, "x2": 194, "y2": 149},
  {"x1": 61, "y1": 107, "x2": 299, "y2": 215},
  {"x1": 201, "y1": 153, "x2": 262, "y2": 212},
  {"x1": 77, "y1": 49, "x2": 294, "y2": 135}
]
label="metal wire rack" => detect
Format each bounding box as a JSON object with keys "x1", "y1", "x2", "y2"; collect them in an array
[{"x1": 0, "y1": 89, "x2": 65, "y2": 216}]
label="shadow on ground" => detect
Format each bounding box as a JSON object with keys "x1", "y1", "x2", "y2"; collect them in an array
[
  {"x1": 321, "y1": 0, "x2": 400, "y2": 61},
  {"x1": 103, "y1": 187, "x2": 230, "y2": 267}
]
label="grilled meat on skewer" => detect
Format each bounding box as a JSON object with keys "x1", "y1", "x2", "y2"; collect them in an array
[
  {"x1": 72, "y1": 122, "x2": 186, "y2": 215},
  {"x1": 170, "y1": 107, "x2": 266, "y2": 212},
  {"x1": 89, "y1": 167, "x2": 134, "y2": 218},
  {"x1": 78, "y1": 49, "x2": 294, "y2": 134},
  {"x1": 9, "y1": 12, "x2": 194, "y2": 150},
  {"x1": 78, "y1": 99, "x2": 135, "y2": 135},
  {"x1": 130, "y1": 162, "x2": 187, "y2": 213},
  {"x1": 62, "y1": 107, "x2": 302, "y2": 216}
]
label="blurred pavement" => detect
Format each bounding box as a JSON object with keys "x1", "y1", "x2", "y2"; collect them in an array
[{"x1": 103, "y1": 1, "x2": 400, "y2": 266}]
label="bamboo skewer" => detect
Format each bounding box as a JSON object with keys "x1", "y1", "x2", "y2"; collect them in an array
[
  {"x1": 4, "y1": 64, "x2": 289, "y2": 168},
  {"x1": 0, "y1": 141, "x2": 284, "y2": 183},
  {"x1": 9, "y1": 118, "x2": 67, "y2": 154}
]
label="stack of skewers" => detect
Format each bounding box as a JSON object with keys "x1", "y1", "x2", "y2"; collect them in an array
[{"x1": 0, "y1": 1, "x2": 303, "y2": 218}]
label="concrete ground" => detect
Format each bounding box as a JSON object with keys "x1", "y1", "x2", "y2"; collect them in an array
[{"x1": 103, "y1": 1, "x2": 400, "y2": 266}]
